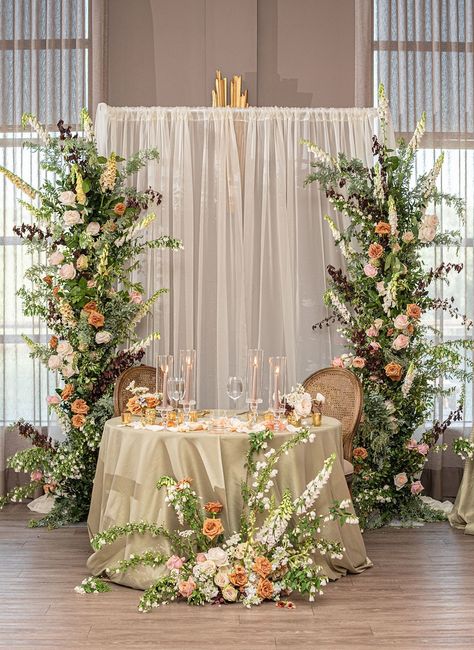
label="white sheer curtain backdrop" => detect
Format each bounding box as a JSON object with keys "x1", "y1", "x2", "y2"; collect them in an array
[{"x1": 96, "y1": 105, "x2": 383, "y2": 408}]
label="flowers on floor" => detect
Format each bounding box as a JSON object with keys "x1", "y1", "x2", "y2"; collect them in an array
[
  {"x1": 0, "y1": 111, "x2": 182, "y2": 526},
  {"x1": 304, "y1": 85, "x2": 473, "y2": 528},
  {"x1": 77, "y1": 427, "x2": 358, "y2": 610}
]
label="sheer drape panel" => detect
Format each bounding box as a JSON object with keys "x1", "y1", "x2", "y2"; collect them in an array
[
  {"x1": 0, "y1": 1, "x2": 97, "y2": 495},
  {"x1": 362, "y1": 0, "x2": 474, "y2": 499},
  {"x1": 97, "y1": 106, "x2": 380, "y2": 408}
]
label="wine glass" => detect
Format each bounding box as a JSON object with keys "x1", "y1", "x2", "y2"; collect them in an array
[
  {"x1": 167, "y1": 377, "x2": 184, "y2": 411},
  {"x1": 226, "y1": 376, "x2": 243, "y2": 417}
]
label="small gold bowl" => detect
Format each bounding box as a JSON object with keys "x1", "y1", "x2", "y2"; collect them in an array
[
  {"x1": 312, "y1": 412, "x2": 322, "y2": 427},
  {"x1": 121, "y1": 411, "x2": 132, "y2": 424}
]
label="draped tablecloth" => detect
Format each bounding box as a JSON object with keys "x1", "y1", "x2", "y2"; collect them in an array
[
  {"x1": 449, "y1": 456, "x2": 474, "y2": 535},
  {"x1": 87, "y1": 416, "x2": 372, "y2": 589}
]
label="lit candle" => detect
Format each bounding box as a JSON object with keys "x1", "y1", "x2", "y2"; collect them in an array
[
  {"x1": 162, "y1": 363, "x2": 168, "y2": 406},
  {"x1": 251, "y1": 356, "x2": 258, "y2": 401},
  {"x1": 184, "y1": 356, "x2": 192, "y2": 404},
  {"x1": 273, "y1": 366, "x2": 280, "y2": 410}
]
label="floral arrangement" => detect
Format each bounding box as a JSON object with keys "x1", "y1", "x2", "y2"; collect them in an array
[
  {"x1": 283, "y1": 384, "x2": 313, "y2": 418},
  {"x1": 77, "y1": 427, "x2": 358, "y2": 610},
  {"x1": 453, "y1": 435, "x2": 474, "y2": 461},
  {"x1": 125, "y1": 381, "x2": 162, "y2": 415},
  {"x1": 0, "y1": 111, "x2": 182, "y2": 526},
  {"x1": 303, "y1": 85, "x2": 472, "y2": 528}
]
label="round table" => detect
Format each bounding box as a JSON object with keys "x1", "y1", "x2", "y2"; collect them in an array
[{"x1": 87, "y1": 415, "x2": 371, "y2": 589}]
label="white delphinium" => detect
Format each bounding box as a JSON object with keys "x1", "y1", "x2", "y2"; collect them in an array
[
  {"x1": 22, "y1": 113, "x2": 50, "y2": 143},
  {"x1": 423, "y1": 153, "x2": 444, "y2": 198},
  {"x1": 294, "y1": 454, "x2": 335, "y2": 515},
  {"x1": 327, "y1": 291, "x2": 352, "y2": 323},
  {"x1": 388, "y1": 195, "x2": 398, "y2": 235},
  {"x1": 408, "y1": 111, "x2": 426, "y2": 152},
  {"x1": 377, "y1": 83, "x2": 389, "y2": 133},
  {"x1": 254, "y1": 490, "x2": 293, "y2": 550},
  {"x1": 374, "y1": 163, "x2": 385, "y2": 203},
  {"x1": 324, "y1": 216, "x2": 356, "y2": 259},
  {"x1": 301, "y1": 139, "x2": 335, "y2": 167},
  {"x1": 402, "y1": 363, "x2": 416, "y2": 397}
]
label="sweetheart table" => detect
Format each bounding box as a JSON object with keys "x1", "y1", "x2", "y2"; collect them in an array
[{"x1": 87, "y1": 415, "x2": 372, "y2": 590}]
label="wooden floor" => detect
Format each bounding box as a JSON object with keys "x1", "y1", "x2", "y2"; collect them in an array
[{"x1": 1, "y1": 505, "x2": 474, "y2": 649}]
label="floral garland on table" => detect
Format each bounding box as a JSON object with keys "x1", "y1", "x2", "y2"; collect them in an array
[
  {"x1": 76, "y1": 426, "x2": 359, "y2": 610},
  {"x1": 0, "y1": 111, "x2": 182, "y2": 527},
  {"x1": 303, "y1": 85, "x2": 473, "y2": 529}
]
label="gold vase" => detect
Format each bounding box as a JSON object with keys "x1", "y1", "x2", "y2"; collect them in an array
[
  {"x1": 288, "y1": 412, "x2": 301, "y2": 427},
  {"x1": 121, "y1": 411, "x2": 132, "y2": 425},
  {"x1": 141, "y1": 407, "x2": 156, "y2": 426},
  {"x1": 312, "y1": 412, "x2": 322, "y2": 427}
]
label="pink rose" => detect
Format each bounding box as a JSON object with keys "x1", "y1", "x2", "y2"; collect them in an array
[
  {"x1": 196, "y1": 553, "x2": 207, "y2": 563},
  {"x1": 59, "y1": 263, "x2": 76, "y2": 280},
  {"x1": 410, "y1": 480, "x2": 424, "y2": 495},
  {"x1": 352, "y1": 357, "x2": 366, "y2": 369},
  {"x1": 178, "y1": 578, "x2": 196, "y2": 598},
  {"x1": 47, "y1": 395, "x2": 60, "y2": 405},
  {"x1": 129, "y1": 290, "x2": 143, "y2": 304},
  {"x1": 30, "y1": 470, "x2": 43, "y2": 482},
  {"x1": 331, "y1": 357, "x2": 344, "y2": 368},
  {"x1": 406, "y1": 438, "x2": 418, "y2": 450},
  {"x1": 48, "y1": 250, "x2": 64, "y2": 266},
  {"x1": 369, "y1": 341, "x2": 381, "y2": 352},
  {"x1": 417, "y1": 443, "x2": 429, "y2": 455},
  {"x1": 366, "y1": 326, "x2": 378, "y2": 338},
  {"x1": 392, "y1": 334, "x2": 409, "y2": 351},
  {"x1": 364, "y1": 263, "x2": 378, "y2": 278},
  {"x1": 48, "y1": 355, "x2": 62, "y2": 370},
  {"x1": 166, "y1": 555, "x2": 185, "y2": 570},
  {"x1": 394, "y1": 472, "x2": 408, "y2": 490},
  {"x1": 402, "y1": 231, "x2": 415, "y2": 244},
  {"x1": 63, "y1": 210, "x2": 83, "y2": 226},
  {"x1": 87, "y1": 280, "x2": 96, "y2": 288},
  {"x1": 394, "y1": 314, "x2": 409, "y2": 330}
]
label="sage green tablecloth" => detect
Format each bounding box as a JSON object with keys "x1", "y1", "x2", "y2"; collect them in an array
[
  {"x1": 449, "y1": 455, "x2": 474, "y2": 535},
  {"x1": 87, "y1": 416, "x2": 372, "y2": 589}
]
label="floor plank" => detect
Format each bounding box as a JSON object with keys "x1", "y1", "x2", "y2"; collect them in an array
[{"x1": 1, "y1": 504, "x2": 474, "y2": 649}]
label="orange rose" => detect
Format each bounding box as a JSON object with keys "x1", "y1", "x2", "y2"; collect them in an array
[
  {"x1": 353, "y1": 447, "x2": 368, "y2": 460},
  {"x1": 113, "y1": 202, "x2": 127, "y2": 216},
  {"x1": 229, "y1": 566, "x2": 248, "y2": 587},
  {"x1": 253, "y1": 556, "x2": 272, "y2": 578},
  {"x1": 256, "y1": 578, "x2": 274, "y2": 600},
  {"x1": 88, "y1": 310, "x2": 105, "y2": 328},
  {"x1": 177, "y1": 477, "x2": 193, "y2": 487},
  {"x1": 406, "y1": 324, "x2": 415, "y2": 335},
  {"x1": 368, "y1": 243, "x2": 384, "y2": 259},
  {"x1": 387, "y1": 328, "x2": 394, "y2": 336},
  {"x1": 145, "y1": 395, "x2": 159, "y2": 408},
  {"x1": 61, "y1": 384, "x2": 74, "y2": 401},
  {"x1": 375, "y1": 221, "x2": 391, "y2": 235},
  {"x1": 202, "y1": 517, "x2": 224, "y2": 540},
  {"x1": 43, "y1": 275, "x2": 53, "y2": 285},
  {"x1": 52, "y1": 286, "x2": 60, "y2": 299},
  {"x1": 103, "y1": 219, "x2": 117, "y2": 233},
  {"x1": 204, "y1": 501, "x2": 223, "y2": 514},
  {"x1": 71, "y1": 414, "x2": 86, "y2": 428},
  {"x1": 49, "y1": 335, "x2": 58, "y2": 349},
  {"x1": 384, "y1": 362, "x2": 404, "y2": 382},
  {"x1": 126, "y1": 396, "x2": 142, "y2": 415},
  {"x1": 406, "y1": 303, "x2": 422, "y2": 319},
  {"x1": 71, "y1": 398, "x2": 89, "y2": 414},
  {"x1": 83, "y1": 301, "x2": 98, "y2": 314}
]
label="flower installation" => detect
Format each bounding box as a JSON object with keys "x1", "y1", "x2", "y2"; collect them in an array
[
  {"x1": 76, "y1": 427, "x2": 358, "y2": 610},
  {"x1": 303, "y1": 85, "x2": 473, "y2": 528},
  {"x1": 0, "y1": 111, "x2": 182, "y2": 527}
]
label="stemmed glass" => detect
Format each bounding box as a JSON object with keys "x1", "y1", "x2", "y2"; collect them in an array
[
  {"x1": 167, "y1": 377, "x2": 184, "y2": 416},
  {"x1": 226, "y1": 376, "x2": 243, "y2": 417}
]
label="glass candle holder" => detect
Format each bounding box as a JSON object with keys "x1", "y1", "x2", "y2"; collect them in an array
[
  {"x1": 268, "y1": 356, "x2": 287, "y2": 423},
  {"x1": 245, "y1": 349, "x2": 263, "y2": 426},
  {"x1": 157, "y1": 355, "x2": 173, "y2": 411},
  {"x1": 179, "y1": 349, "x2": 197, "y2": 422}
]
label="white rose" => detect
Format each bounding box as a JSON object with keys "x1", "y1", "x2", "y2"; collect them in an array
[
  {"x1": 76, "y1": 254, "x2": 88, "y2": 270},
  {"x1": 62, "y1": 365, "x2": 76, "y2": 378},
  {"x1": 86, "y1": 222, "x2": 100, "y2": 236},
  {"x1": 418, "y1": 225, "x2": 436, "y2": 243},
  {"x1": 59, "y1": 263, "x2": 76, "y2": 280},
  {"x1": 375, "y1": 281, "x2": 386, "y2": 295},
  {"x1": 214, "y1": 571, "x2": 230, "y2": 589},
  {"x1": 193, "y1": 559, "x2": 216, "y2": 578},
  {"x1": 48, "y1": 355, "x2": 62, "y2": 370},
  {"x1": 48, "y1": 251, "x2": 64, "y2": 266},
  {"x1": 402, "y1": 231, "x2": 415, "y2": 243},
  {"x1": 232, "y1": 543, "x2": 247, "y2": 560},
  {"x1": 63, "y1": 210, "x2": 83, "y2": 226},
  {"x1": 374, "y1": 318, "x2": 384, "y2": 330},
  {"x1": 295, "y1": 393, "x2": 312, "y2": 417},
  {"x1": 56, "y1": 340, "x2": 73, "y2": 357},
  {"x1": 62, "y1": 353, "x2": 75, "y2": 365},
  {"x1": 221, "y1": 584, "x2": 238, "y2": 602},
  {"x1": 95, "y1": 331, "x2": 112, "y2": 344},
  {"x1": 424, "y1": 214, "x2": 439, "y2": 228},
  {"x1": 58, "y1": 191, "x2": 76, "y2": 205},
  {"x1": 206, "y1": 547, "x2": 228, "y2": 567},
  {"x1": 315, "y1": 392, "x2": 325, "y2": 404}
]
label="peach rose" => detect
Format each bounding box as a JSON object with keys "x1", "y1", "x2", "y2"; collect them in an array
[
  {"x1": 406, "y1": 304, "x2": 422, "y2": 319},
  {"x1": 375, "y1": 221, "x2": 391, "y2": 235},
  {"x1": 82, "y1": 301, "x2": 98, "y2": 314},
  {"x1": 204, "y1": 501, "x2": 223, "y2": 514},
  {"x1": 253, "y1": 556, "x2": 272, "y2": 579},
  {"x1": 71, "y1": 398, "x2": 89, "y2": 415},
  {"x1": 129, "y1": 290, "x2": 143, "y2": 304},
  {"x1": 178, "y1": 578, "x2": 196, "y2": 598},
  {"x1": 221, "y1": 584, "x2": 238, "y2": 602},
  {"x1": 145, "y1": 395, "x2": 159, "y2": 408},
  {"x1": 114, "y1": 202, "x2": 127, "y2": 216},
  {"x1": 229, "y1": 565, "x2": 248, "y2": 587},
  {"x1": 385, "y1": 362, "x2": 403, "y2": 382},
  {"x1": 71, "y1": 414, "x2": 86, "y2": 428},
  {"x1": 353, "y1": 447, "x2": 368, "y2": 460},
  {"x1": 368, "y1": 243, "x2": 384, "y2": 259},
  {"x1": 256, "y1": 578, "x2": 274, "y2": 600},
  {"x1": 76, "y1": 254, "x2": 88, "y2": 271},
  {"x1": 406, "y1": 324, "x2": 415, "y2": 334},
  {"x1": 49, "y1": 335, "x2": 58, "y2": 349},
  {"x1": 59, "y1": 263, "x2": 76, "y2": 280},
  {"x1": 61, "y1": 384, "x2": 74, "y2": 401},
  {"x1": 352, "y1": 357, "x2": 366, "y2": 369},
  {"x1": 126, "y1": 396, "x2": 142, "y2": 415},
  {"x1": 402, "y1": 231, "x2": 415, "y2": 243},
  {"x1": 393, "y1": 472, "x2": 408, "y2": 490},
  {"x1": 202, "y1": 517, "x2": 224, "y2": 540},
  {"x1": 88, "y1": 310, "x2": 105, "y2": 328}
]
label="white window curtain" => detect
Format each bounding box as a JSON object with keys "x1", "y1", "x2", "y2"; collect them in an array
[
  {"x1": 96, "y1": 105, "x2": 383, "y2": 408},
  {"x1": 0, "y1": 0, "x2": 107, "y2": 495},
  {"x1": 355, "y1": 0, "x2": 474, "y2": 498}
]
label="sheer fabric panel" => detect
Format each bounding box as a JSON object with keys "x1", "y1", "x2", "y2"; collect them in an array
[{"x1": 96, "y1": 105, "x2": 380, "y2": 407}]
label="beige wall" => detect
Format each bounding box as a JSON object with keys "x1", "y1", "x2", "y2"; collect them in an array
[{"x1": 106, "y1": 0, "x2": 357, "y2": 108}]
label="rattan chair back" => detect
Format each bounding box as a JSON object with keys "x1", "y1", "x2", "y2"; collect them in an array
[
  {"x1": 303, "y1": 367, "x2": 363, "y2": 461},
  {"x1": 113, "y1": 364, "x2": 158, "y2": 416}
]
